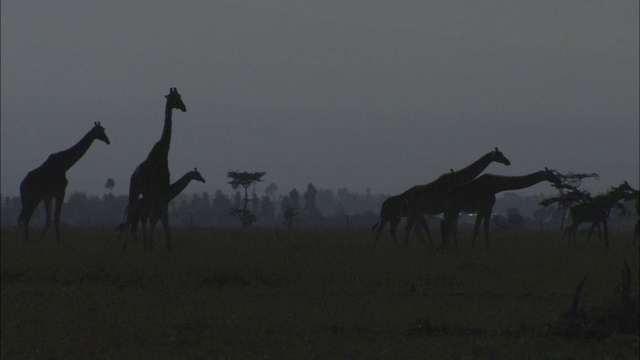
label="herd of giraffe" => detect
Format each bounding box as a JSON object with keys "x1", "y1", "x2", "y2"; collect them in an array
[
  {"x1": 16, "y1": 88, "x2": 640, "y2": 250},
  {"x1": 18, "y1": 88, "x2": 201, "y2": 251},
  {"x1": 372, "y1": 149, "x2": 639, "y2": 249}
]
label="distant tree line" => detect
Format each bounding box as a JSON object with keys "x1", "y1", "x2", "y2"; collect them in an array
[{"x1": 1, "y1": 187, "x2": 636, "y2": 231}]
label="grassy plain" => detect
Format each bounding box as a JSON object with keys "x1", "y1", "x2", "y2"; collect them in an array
[{"x1": 1, "y1": 226, "x2": 639, "y2": 359}]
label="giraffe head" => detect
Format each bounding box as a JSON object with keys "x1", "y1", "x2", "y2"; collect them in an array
[
  {"x1": 191, "y1": 167, "x2": 206, "y2": 183},
  {"x1": 490, "y1": 147, "x2": 511, "y2": 166},
  {"x1": 543, "y1": 167, "x2": 562, "y2": 187},
  {"x1": 92, "y1": 122, "x2": 110, "y2": 144},
  {"x1": 610, "y1": 181, "x2": 636, "y2": 200},
  {"x1": 165, "y1": 87, "x2": 187, "y2": 112}
]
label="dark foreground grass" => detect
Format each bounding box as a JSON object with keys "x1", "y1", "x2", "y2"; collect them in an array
[{"x1": 2, "y1": 227, "x2": 638, "y2": 359}]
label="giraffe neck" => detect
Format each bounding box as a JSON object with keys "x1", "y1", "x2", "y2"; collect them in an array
[
  {"x1": 157, "y1": 101, "x2": 174, "y2": 157},
  {"x1": 485, "y1": 171, "x2": 548, "y2": 193},
  {"x1": 50, "y1": 129, "x2": 97, "y2": 172},
  {"x1": 168, "y1": 173, "x2": 197, "y2": 200},
  {"x1": 435, "y1": 151, "x2": 495, "y2": 187},
  {"x1": 595, "y1": 190, "x2": 628, "y2": 208}
]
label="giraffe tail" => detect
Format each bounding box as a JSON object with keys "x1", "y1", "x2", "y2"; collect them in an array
[
  {"x1": 371, "y1": 217, "x2": 380, "y2": 231},
  {"x1": 116, "y1": 205, "x2": 130, "y2": 237}
]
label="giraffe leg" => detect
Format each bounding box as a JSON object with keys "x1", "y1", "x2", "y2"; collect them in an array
[
  {"x1": 373, "y1": 217, "x2": 388, "y2": 246},
  {"x1": 565, "y1": 222, "x2": 578, "y2": 246},
  {"x1": 412, "y1": 224, "x2": 425, "y2": 246},
  {"x1": 602, "y1": 220, "x2": 609, "y2": 250},
  {"x1": 420, "y1": 217, "x2": 434, "y2": 247},
  {"x1": 450, "y1": 213, "x2": 459, "y2": 250},
  {"x1": 586, "y1": 222, "x2": 599, "y2": 242},
  {"x1": 442, "y1": 210, "x2": 458, "y2": 250},
  {"x1": 19, "y1": 199, "x2": 39, "y2": 241},
  {"x1": 389, "y1": 217, "x2": 400, "y2": 247},
  {"x1": 439, "y1": 219, "x2": 448, "y2": 248},
  {"x1": 159, "y1": 204, "x2": 172, "y2": 250},
  {"x1": 595, "y1": 223, "x2": 603, "y2": 243},
  {"x1": 141, "y1": 211, "x2": 150, "y2": 251},
  {"x1": 147, "y1": 216, "x2": 156, "y2": 251},
  {"x1": 471, "y1": 214, "x2": 483, "y2": 249},
  {"x1": 38, "y1": 198, "x2": 53, "y2": 241},
  {"x1": 53, "y1": 194, "x2": 64, "y2": 242},
  {"x1": 131, "y1": 202, "x2": 144, "y2": 243},
  {"x1": 483, "y1": 213, "x2": 491, "y2": 249},
  {"x1": 403, "y1": 216, "x2": 415, "y2": 247}
]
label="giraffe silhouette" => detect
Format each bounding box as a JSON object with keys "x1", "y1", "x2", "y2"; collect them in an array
[
  {"x1": 124, "y1": 87, "x2": 186, "y2": 251},
  {"x1": 373, "y1": 168, "x2": 461, "y2": 246},
  {"x1": 630, "y1": 183, "x2": 640, "y2": 244},
  {"x1": 119, "y1": 168, "x2": 205, "y2": 243},
  {"x1": 373, "y1": 148, "x2": 511, "y2": 246},
  {"x1": 442, "y1": 168, "x2": 561, "y2": 249},
  {"x1": 565, "y1": 181, "x2": 635, "y2": 250},
  {"x1": 18, "y1": 122, "x2": 110, "y2": 241},
  {"x1": 392, "y1": 148, "x2": 511, "y2": 247}
]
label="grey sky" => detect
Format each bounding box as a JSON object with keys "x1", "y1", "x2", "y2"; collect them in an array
[{"x1": 1, "y1": 1, "x2": 638, "y2": 199}]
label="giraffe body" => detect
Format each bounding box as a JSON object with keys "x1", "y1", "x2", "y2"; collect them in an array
[
  {"x1": 565, "y1": 182, "x2": 635, "y2": 249},
  {"x1": 396, "y1": 148, "x2": 511, "y2": 246},
  {"x1": 119, "y1": 168, "x2": 205, "y2": 242},
  {"x1": 443, "y1": 169, "x2": 561, "y2": 249},
  {"x1": 18, "y1": 122, "x2": 110, "y2": 241},
  {"x1": 124, "y1": 88, "x2": 186, "y2": 251},
  {"x1": 372, "y1": 188, "x2": 432, "y2": 246}
]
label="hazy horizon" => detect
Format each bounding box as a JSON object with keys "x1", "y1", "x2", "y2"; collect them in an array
[{"x1": 2, "y1": 1, "x2": 638, "y2": 199}]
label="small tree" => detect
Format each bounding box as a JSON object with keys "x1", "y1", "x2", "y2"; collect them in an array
[
  {"x1": 288, "y1": 188, "x2": 302, "y2": 213},
  {"x1": 265, "y1": 183, "x2": 278, "y2": 198},
  {"x1": 303, "y1": 183, "x2": 321, "y2": 218},
  {"x1": 227, "y1": 171, "x2": 266, "y2": 228},
  {"x1": 260, "y1": 195, "x2": 276, "y2": 222},
  {"x1": 105, "y1": 178, "x2": 115, "y2": 191},
  {"x1": 282, "y1": 206, "x2": 298, "y2": 229}
]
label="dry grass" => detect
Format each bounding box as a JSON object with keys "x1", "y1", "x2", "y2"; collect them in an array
[{"x1": 1, "y1": 226, "x2": 638, "y2": 359}]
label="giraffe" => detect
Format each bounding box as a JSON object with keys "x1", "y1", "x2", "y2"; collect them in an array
[
  {"x1": 373, "y1": 148, "x2": 510, "y2": 246},
  {"x1": 119, "y1": 168, "x2": 205, "y2": 242},
  {"x1": 372, "y1": 168, "x2": 458, "y2": 246},
  {"x1": 564, "y1": 182, "x2": 635, "y2": 249},
  {"x1": 396, "y1": 147, "x2": 512, "y2": 247},
  {"x1": 630, "y1": 182, "x2": 640, "y2": 244},
  {"x1": 18, "y1": 122, "x2": 110, "y2": 241},
  {"x1": 371, "y1": 188, "x2": 433, "y2": 246},
  {"x1": 443, "y1": 168, "x2": 562, "y2": 249},
  {"x1": 124, "y1": 87, "x2": 186, "y2": 251}
]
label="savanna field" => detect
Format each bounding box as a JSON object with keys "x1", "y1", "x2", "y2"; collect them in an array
[{"x1": 1, "y1": 227, "x2": 638, "y2": 359}]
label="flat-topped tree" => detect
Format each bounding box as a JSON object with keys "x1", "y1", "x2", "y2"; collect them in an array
[
  {"x1": 19, "y1": 122, "x2": 110, "y2": 241},
  {"x1": 228, "y1": 171, "x2": 266, "y2": 228}
]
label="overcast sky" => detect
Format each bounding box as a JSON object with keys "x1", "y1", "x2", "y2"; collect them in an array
[{"x1": 1, "y1": 1, "x2": 638, "y2": 200}]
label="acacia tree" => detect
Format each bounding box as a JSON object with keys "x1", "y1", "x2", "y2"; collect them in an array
[
  {"x1": 540, "y1": 171, "x2": 599, "y2": 228},
  {"x1": 227, "y1": 171, "x2": 266, "y2": 228}
]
